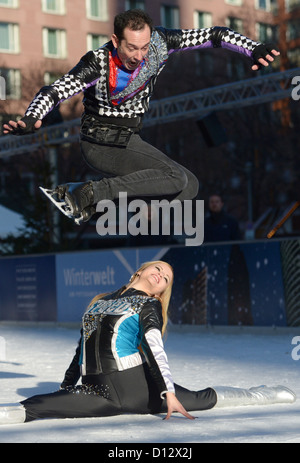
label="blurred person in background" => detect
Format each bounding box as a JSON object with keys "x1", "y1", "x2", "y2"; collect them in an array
[{"x1": 204, "y1": 194, "x2": 242, "y2": 242}]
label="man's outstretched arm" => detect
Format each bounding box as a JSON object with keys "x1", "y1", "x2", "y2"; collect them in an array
[
  {"x1": 157, "y1": 26, "x2": 280, "y2": 71},
  {"x1": 3, "y1": 50, "x2": 102, "y2": 136}
]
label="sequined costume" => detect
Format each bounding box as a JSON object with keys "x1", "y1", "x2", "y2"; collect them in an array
[
  {"x1": 24, "y1": 26, "x2": 260, "y2": 125},
  {"x1": 20, "y1": 288, "x2": 217, "y2": 421}
]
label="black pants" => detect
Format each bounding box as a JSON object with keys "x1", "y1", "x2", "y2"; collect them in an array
[
  {"x1": 21, "y1": 364, "x2": 217, "y2": 422},
  {"x1": 81, "y1": 135, "x2": 199, "y2": 203}
]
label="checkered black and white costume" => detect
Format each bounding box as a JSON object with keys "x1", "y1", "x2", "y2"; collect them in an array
[{"x1": 25, "y1": 26, "x2": 260, "y2": 123}]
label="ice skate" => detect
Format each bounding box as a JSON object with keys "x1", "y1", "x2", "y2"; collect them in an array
[
  {"x1": 40, "y1": 181, "x2": 95, "y2": 225},
  {"x1": 213, "y1": 385, "x2": 296, "y2": 408},
  {"x1": 0, "y1": 405, "x2": 26, "y2": 425},
  {"x1": 80, "y1": 205, "x2": 97, "y2": 222}
]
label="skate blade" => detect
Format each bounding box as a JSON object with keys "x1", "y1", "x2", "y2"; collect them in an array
[{"x1": 39, "y1": 186, "x2": 84, "y2": 225}]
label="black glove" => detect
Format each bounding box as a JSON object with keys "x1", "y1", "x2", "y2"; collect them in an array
[
  {"x1": 252, "y1": 43, "x2": 278, "y2": 68},
  {"x1": 8, "y1": 115, "x2": 40, "y2": 135}
]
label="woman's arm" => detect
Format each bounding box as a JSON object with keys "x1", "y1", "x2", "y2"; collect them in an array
[
  {"x1": 164, "y1": 392, "x2": 195, "y2": 420},
  {"x1": 140, "y1": 300, "x2": 194, "y2": 419},
  {"x1": 60, "y1": 333, "x2": 82, "y2": 389}
]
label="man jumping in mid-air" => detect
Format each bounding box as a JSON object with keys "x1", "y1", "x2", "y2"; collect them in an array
[{"x1": 3, "y1": 9, "x2": 280, "y2": 224}]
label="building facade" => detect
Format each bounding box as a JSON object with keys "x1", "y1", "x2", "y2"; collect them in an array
[{"x1": 0, "y1": 0, "x2": 284, "y2": 122}]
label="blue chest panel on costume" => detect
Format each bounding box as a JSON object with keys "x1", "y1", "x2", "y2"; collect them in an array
[{"x1": 115, "y1": 313, "x2": 142, "y2": 358}]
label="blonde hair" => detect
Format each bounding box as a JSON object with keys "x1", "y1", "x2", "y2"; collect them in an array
[
  {"x1": 128, "y1": 260, "x2": 174, "y2": 336},
  {"x1": 87, "y1": 260, "x2": 174, "y2": 337}
]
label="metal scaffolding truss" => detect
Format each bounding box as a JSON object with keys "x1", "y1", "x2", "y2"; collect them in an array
[
  {"x1": 0, "y1": 67, "x2": 299, "y2": 157},
  {"x1": 144, "y1": 67, "x2": 300, "y2": 127},
  {"x1": 0, "y1": 118, "x2": 81, "y2": 157}
]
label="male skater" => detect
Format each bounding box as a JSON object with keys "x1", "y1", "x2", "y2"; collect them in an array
[{"x1": 3, "y1": 9, "x2": 280, "y2": 223}]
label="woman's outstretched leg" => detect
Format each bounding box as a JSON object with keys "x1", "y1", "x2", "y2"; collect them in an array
[
  {"x1": 213, "y1": 385, "x2": 296, "y2": 407},
  {"x1": 19, "y1": 383, "x2": 122, "y2": 422},
  {"x1": 0, "y1": 405, "x2": 26, "y2": 425}
]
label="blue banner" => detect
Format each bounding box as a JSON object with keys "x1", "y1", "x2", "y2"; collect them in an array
[
  {"x1": 0, "y1": 240, "x2": 295, "y2": 326},
  {"x1": 0, "y1": 255, "x2": 56, "y2": 321},
  {"x1": 55, "y1": 247, "x2": 168, "y2": 322},
  {"x1": 165, "y1": 241, "x2": 287, "y2": 326}
]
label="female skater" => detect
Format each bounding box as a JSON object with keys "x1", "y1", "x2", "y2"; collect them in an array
[{"x1": 0, "y1": 261, "x2": 296, "y2": 424}]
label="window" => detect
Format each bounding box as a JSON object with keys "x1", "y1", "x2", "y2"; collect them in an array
[
  {"x1": 0, "y1": 171, "x2": 9, "y2": 196},
  {"x1": 161, "y1": 5, "x2": 180, "y2": 28},
  {"x1": 255, "y1": 0, "x2": 275, "y2": 11},
  {"x1": 287, "y1": 48, "x2": 300, "y2": 67},
  {"x1": 44, "y1": 71, "x2": 63, "y2": 85},
  {"x1": 194, "y1": 11, "x2": 212, "y2": 29},
  {"x1": 226, "y1": 17, "x2": 243, "y2": 34},
  {"x1": 285, "y1": 0, "x2": 300, "y2": 12},
  {"x1": 225, "y1": 0, "x2": 243, "y2": 5},
  {"x1": 41, "y1": 0, "x2": 66, "y2": 14},
  {"x1": 87, "y1": 33, "x2": 108, "y2": 50},
  {"x1": 86, "y1": 0, "x2": 108, "y2": 21},
  {"x1": 226, "y1": 61, "x2": 246, "y2": 80},
  {"x1": 286, "y1": 19, "x2": 300, "y2": 41},
  {"x1": 0, "y1": 0, "x2": 18, "y2": 7},
  {"x1": 256, "y1": 23, "x2": 278, "y2": 42},
  {"x1": 0, "y1": 68, "x2": 21, "y2": 99},
  {"x1": 194, "y1": 52, "x2": 214, "y2": 77},
  {"x1": 43, "y1": 28, "x2": 67, "y2": 58},
  {"x1": 0, "y1": 23, "x2": 19, "y2": 53},
  {"x1": 256, "y1": 0, "x2": 267, "y2": 9},
  {"x1": 21, "y1": 172, "x2": 35, "y2": 196},
  {"x1": 125, "y1": 0, "x2": 145, "y2": 9}
]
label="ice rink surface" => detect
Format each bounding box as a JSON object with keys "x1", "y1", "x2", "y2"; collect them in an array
[{"x1": 0, "y1": 324, "x2": 299, "y2": 443}]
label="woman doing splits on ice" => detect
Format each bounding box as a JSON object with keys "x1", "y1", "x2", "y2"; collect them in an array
[{"x1": 0, "y1": 261, "x2": 296, "y2": 425}]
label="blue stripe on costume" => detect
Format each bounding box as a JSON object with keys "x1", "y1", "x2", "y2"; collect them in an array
[{"x1": 115, "y1": 314, "x2": 141, "y2": 358}]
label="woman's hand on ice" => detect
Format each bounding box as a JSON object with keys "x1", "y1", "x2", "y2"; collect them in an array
[{"x1": 164, "y1": 392, "x2": 196, "y2": 420}]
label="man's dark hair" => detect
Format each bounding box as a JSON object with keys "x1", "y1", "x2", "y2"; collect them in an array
[{"x1": 114, "y1": 9, "x2": 153, "y2": 41}]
